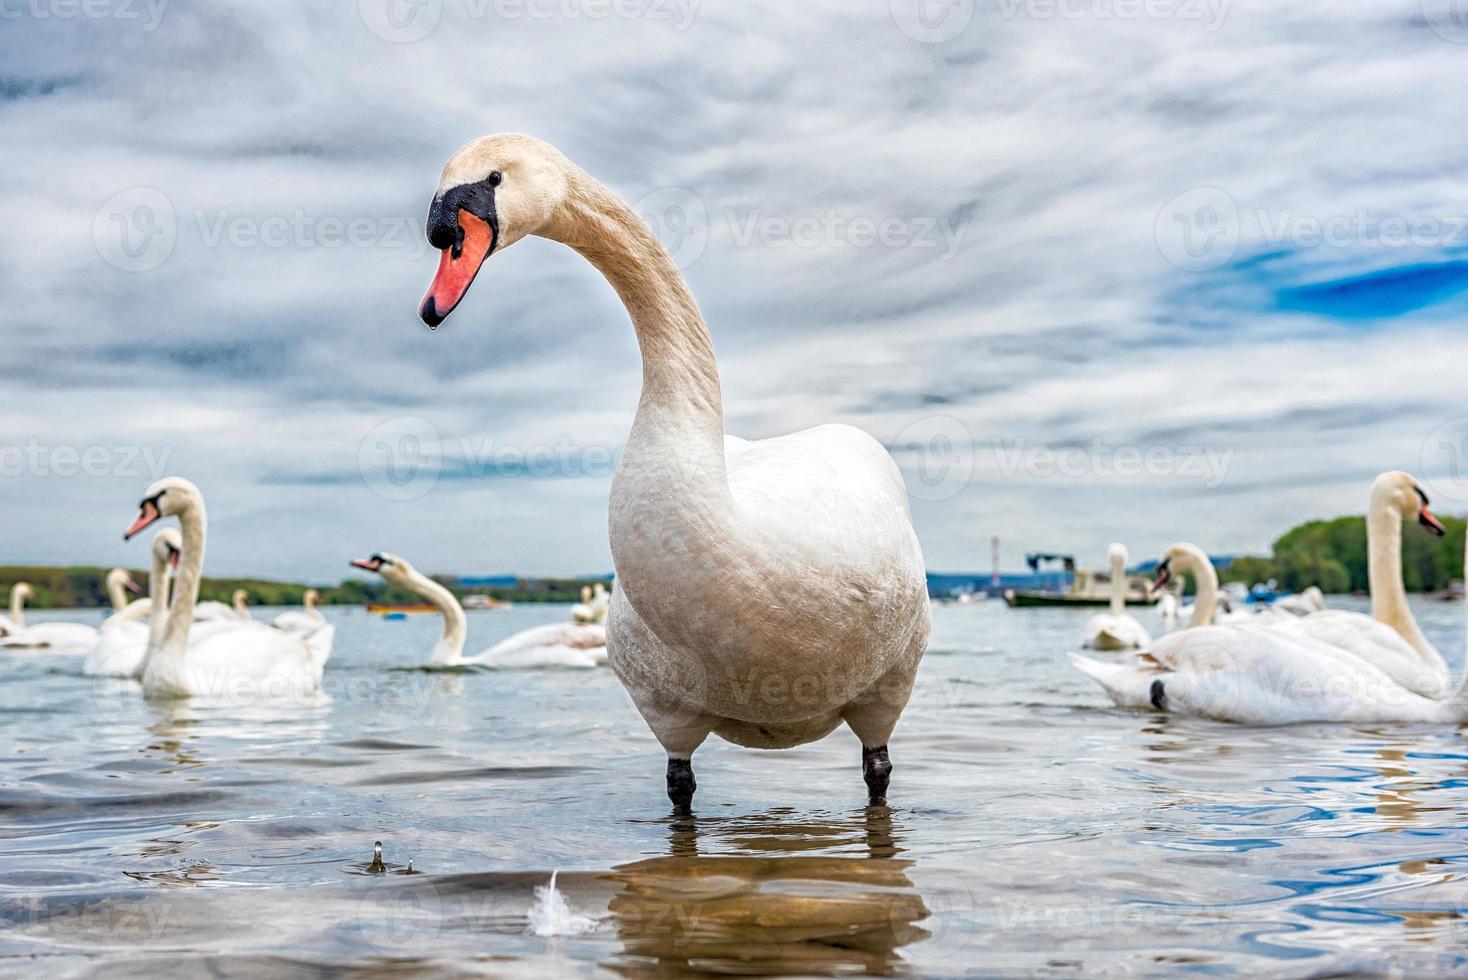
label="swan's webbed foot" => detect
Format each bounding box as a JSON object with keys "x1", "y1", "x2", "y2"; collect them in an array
[
  {"x1": 863, "y1": 745, "x2": 892, "y2": 805},
  {"x1": 667, "y1": 757, "x2": 696, "y2": 815}
]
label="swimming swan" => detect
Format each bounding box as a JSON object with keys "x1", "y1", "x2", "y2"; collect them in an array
[
  {"x1": 416, "y1": 134, "x2": 930, "y2": 811},
  {"x1": 0, "y1": 581, "x2": 101, "y2": 653},
  {"x1": 350, "y1": 553, "x2": 606, "y2": 668},
  {"x1": 0, "y1": 582, "x2": 30, "y2": 636},
  {"x1": 1082, "y1": 544, "x2": 1152, "y2": 650},
  {"x1": 123, "y1": 477, "x2": 333, "y2": 698},
  {"x1": 273, "y1": 589, "x2": 326, "y2": 633},
  {"x1": 1260, "y1": 472, "x2": 1450, "y2": 698}
]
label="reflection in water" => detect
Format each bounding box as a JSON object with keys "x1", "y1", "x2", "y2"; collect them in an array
[{"x1": 603, "y1": 807, "x2": 929, "y2": 977}]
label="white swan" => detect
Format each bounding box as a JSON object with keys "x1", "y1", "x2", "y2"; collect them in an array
[
  {"x1": 588, "y1": 582, "x2": 610, "y2": 624},
  {"x1": 1260, "y1": 472, "x2": 1450, "y2": 697},
  {"x1": 195, "y1": 589, "x2": 251, "y2": 623},
  {"x1": 1155, "y1": 591, "x2": 1180, "y2": 627},
  {"x1": 350, "y1": 553, "x2": 607, "y2": 668},
  {"x1": 417, "y1": 134, "x2": 930, "y2": 811},
  {"x1": 1275, "y1": 586, "x2": 1326, "y2": 616},
  {"x1": 0, "y1": 582, "x2": 35, "y2": 636},
  {"x1": 104, "y1": 568, "x2": 144, "y2": 615},
  {"x1": 273, "y1": 589, "x2": 325, "y2": 633},
  {"x1": 569, "y1": 585, "x2": 596, "y2": 624},
  {"x1": 87, "y1": 530, "x2": 179, "y2": 677},
  {"x1": 122, "y1": 477, "x2": 334, "y2": 698},
  {"x1": 0, "y1": 580, "x2": 100, "y2": 653},
  {"x1": 1082, "y1": 544, "x2": 1151, "y2": 651}
]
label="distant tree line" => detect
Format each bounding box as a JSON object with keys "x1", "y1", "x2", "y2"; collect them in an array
[
  {"x1": 0, "y1": 566, "x2": 611, "y2": 609},
  {"x1": 1223, "y1": 514, "x2": 1466, "y2": 594}
]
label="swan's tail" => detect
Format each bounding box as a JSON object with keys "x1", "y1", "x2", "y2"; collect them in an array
[
  {"x1": 302, "y1": 623, "x2": 335, "y2": 669},
  {"x1": 1069, "y1": 653, "x2": 1165, "y2": 709}
]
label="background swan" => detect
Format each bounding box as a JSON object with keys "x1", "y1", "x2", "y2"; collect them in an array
[
  {"x1": 1275, "y1": 586, "x2": 1326, "y2": 616},
  {"x1": 1261, "y1": 472, "x2": 1449, "y2": 697},
  {"x1": 0, "y1": 582, "x2": 35, "y2": 636},
  {"x1": 1082, "y1": 544, "x2": 1151, "y2": 650},
  {"x1": 273, "y1": 589, "x2": 325, "y2": 633},
  {"x1": 103, "y1": 568, "x2": 143, "y2": 615},
  {"x1": 351, "y1": 553, "x2": 606, "y2": 668},
  {"x1": 195, "y1": 588, "x2": 251, "y2": 623},
  {"x1": 417, "y1": 134, "x2": 930, "y2": 812},
  {"x1": 0, "y1": 580, "x2": 100, "y2": 654},
  {"x1": 87, "y1": 530, "x2": 179, "y2": 678},
  {"x1": 123, "y1": 478, "x2": 333, "y2": 699},
  {"x1": 569, "y1": 585, "x2": 596, "y2": 625}
]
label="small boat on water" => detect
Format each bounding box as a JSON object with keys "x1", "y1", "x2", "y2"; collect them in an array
[
  {"x1": 365, "y1": 602, "x2": 440, "y2": 616},
  {"x1": 1004, "y1": 552, "x2": 1155, "y2": 608}
]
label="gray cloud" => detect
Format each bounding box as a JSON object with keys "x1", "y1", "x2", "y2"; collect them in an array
[{"x1": 2, "y1": 0, "x2": 1465, "y2": 580}]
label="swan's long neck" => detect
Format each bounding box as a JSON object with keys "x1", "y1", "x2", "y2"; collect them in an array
[
  {"x1": 1366, "y1": 502, "x2": 1438, "y2": 664},
  {"x1": 9, "y1": 584, "x2": 25, "y2": 630},
  {"x1": 1178, "y1": 545, "x2": 1218, "y2": 628},
  {"x1": 144, "y1": 548, "x2": 172, "y2": 659},
  {"x1": 106, "y1": 571, "x2": 130, "y2": 613},
  {"x1": 233, "y1": 590, "x2": 251, "y2": 620},
  {"x1": 304, "y1": 591, "x2": 318, "y2": 615},
  {"x1": 546, "y1": 168, "x2": 735, "y2": 643},
  {"x1": 403, "y1": 567, "x2": 466, "y2": 666},
  {"x1": 157, "y1": 504, "x2": 205, "y2": 665},
  {"x1": 1108, "y1": 552, "x2": 1126, "y2": 616}
]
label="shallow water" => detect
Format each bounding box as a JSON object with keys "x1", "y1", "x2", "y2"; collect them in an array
[{"x1": 2, "y1": 598, "x2": 1467, "y2": 977}]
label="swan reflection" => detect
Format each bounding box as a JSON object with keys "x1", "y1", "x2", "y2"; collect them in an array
[{"x1": 603, "y1": 807, "x2": 929, "y2": 977}]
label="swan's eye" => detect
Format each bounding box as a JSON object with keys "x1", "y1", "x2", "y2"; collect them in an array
[{"x1": 487, "y1": 171, "x2": 503, "y2": 188}]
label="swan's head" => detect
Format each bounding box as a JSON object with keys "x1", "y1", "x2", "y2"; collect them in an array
[
  {"x1": 1372, "y1": 471, "x2": 1446, "y2": 537},
  {"x1": 351, "y1": 552, "x2": 415, "y2": 587},
  {"x1": 124, "y1": 476, "x2": 202, "y2": 540},
  {"x1": 420, "y1": 133, "x2": 572, "y2": 329},
  {"x1": 580, "y1": 585, "x2": 593, "y2": 603},
  {"x1": 106, "y1": 568, "x2": 142, "y2": 596},
  {"x1": 12, "y1": 582, "x2": 36, "y2": 602},
  {"x1": 232, "y1": 589, "x2": 250, "y2": 606},
  {"x1": 303, "y1": 588, "x2": 320, "y2": 603},
  {"x1": 153, "y1": 528, "x2": 182, "y2": 572},
  {"x1": 1151, "y1": 543, "x2": 1206, "y2": 593},
  {"x1": 592, "y1": 582, "x2": 607, "y2": 597}
]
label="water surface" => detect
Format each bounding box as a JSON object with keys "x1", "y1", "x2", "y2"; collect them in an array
[{"x1": 2, "y1": 599, "x2": 1467, "y2": 976}]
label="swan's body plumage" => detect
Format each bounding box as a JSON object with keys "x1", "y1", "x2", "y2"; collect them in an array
[
  {"x1": 1072, "y1": 622, "x2": 1463, "y2": 725},
  {"x1": 477, "y1": 622, "x2": 607, "y2": 669},
  {"x1": 0, "y1": 622, "x2": 100, "y2": 653}
]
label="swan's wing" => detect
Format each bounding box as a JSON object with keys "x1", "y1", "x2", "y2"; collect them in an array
[
  {"x1": 1273, "y1": 611, "x2": 1447, "y2": 698},
  {"x1": 185, "y1": 622, "x2": 326, "y2": 693},
  {"x1": 480, "y1": 623, "x2": 606, "y2": 660}
]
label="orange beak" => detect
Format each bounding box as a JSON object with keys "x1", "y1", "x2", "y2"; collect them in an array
[
  {"x1": 1419, "y1": 504, "x2": 1447, "y2": 537},
  {"x1": 124, "y1": 501, "x2": 160, "y2": 541},
  {"x1": 420, "y1": 210, "x2": 494, "y2": 329}
]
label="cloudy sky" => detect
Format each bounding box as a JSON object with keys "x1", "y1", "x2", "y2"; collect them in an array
[{"x1": 2, "y1": 0, "x2": 1468, "y2": 582}]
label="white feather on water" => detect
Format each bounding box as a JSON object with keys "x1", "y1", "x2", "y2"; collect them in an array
[{"x1": 526, "y1": 870, "x2": 599, "y2": 937}]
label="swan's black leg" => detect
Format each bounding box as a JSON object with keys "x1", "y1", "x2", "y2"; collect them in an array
[
  {"x1": 863, "y1": 745, "x2": 892, "y2": 805},
  {"x1": 667, "y1": 757, "x2": 696, "y2": 815}
]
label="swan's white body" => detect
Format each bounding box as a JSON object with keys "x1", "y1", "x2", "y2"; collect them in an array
[
  {"x1": 1072, "y1": 477, "x2": 1459, "y2": 724},
  {"x1": 1082, "y1": 545, "x2": 1151, "y2": 651},
  {"x1": 419, "y1": 135, "x2": 929, "y2": 806},
  {"x1": 353, "y1": 553, "x2": 608, "y2": 669},
  {"x1": 0, "y1": 621, "x2": 100, "y2": 653},
  {"x1": 273, "y1": 589, "x2": 326, "y2": 633},
  {"x1": 1070, "y1": 623, "x2": 1468, "y2": 725},
  {"x1": 480, "y1": 622, "x2": 607, "y2": 669},
  {"x1": 124, "y1": 478, "x2": 333, "y2": 698}
]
